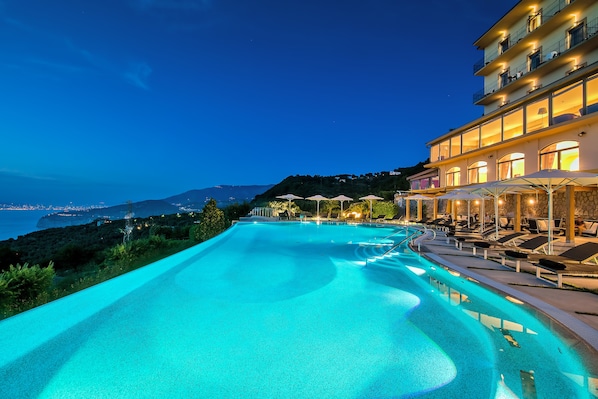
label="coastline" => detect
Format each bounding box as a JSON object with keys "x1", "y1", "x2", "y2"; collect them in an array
[{"x1": 0, "y1": 209, "x2": 53, "y2": 241}]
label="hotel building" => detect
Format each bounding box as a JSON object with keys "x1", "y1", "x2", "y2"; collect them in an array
[{"x1": 408, "y1": 0, "x2": 598, "y2": 239}]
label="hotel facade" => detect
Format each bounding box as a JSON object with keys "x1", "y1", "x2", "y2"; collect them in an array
[{"x1": 408, "y1": 0, "x2": 598, "y2": 238}]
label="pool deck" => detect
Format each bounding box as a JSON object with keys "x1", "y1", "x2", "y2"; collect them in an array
[{"x1": 408, "y1": 228, "x2": 598, "y2": 366}]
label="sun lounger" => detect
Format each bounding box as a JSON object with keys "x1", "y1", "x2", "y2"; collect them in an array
[
  {"x1": 532, "y1": 242, "x2": 598, "y2": 265},
  {"x1": 527, "y1": 243, "x2": 598, "y2": 287},
  {"x1": 449, "y1": 226, "x2": 497, "y2": 250},
  {"x1": 499, "y1": 236, "x2": 559, "y2": 271},
  {"x1": 534, "y1": 261, "x2": 598, "y2": 288},
  {"x1": 470, "y1": 232, "x2": 528, "y2": 259},
  {"x1": 501, "y1": 240, "x2": 598, "y2": 276}
]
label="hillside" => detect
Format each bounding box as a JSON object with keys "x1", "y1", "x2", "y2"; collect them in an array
[
  {"x1": 37, "y1": 184, "x2": 273, "y2": 229},
  {"x1": 33, "y1": 162, "x2": 427, "y2": 231},
  {"x1": 165, "y1": 185, "x2": 274, "y2": 210},
  {"x1": 253, "y1": 162, "x2": 427, "y2": 204}
]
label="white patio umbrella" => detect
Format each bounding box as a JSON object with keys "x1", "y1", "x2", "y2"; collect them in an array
[
  {"x1": 404, "y1": 194, "x2": 434, "y2": 200},
  {"x1": 359, "y1": 194, "x2": 383, "y2": 222},
  {"x1": 330, "y1": 194, "x2": 353, "y2": 216},
  {"x1": 437, "y1": 189, "x2": 485, "y2": 229},
  {"x1": 497, "y1": 169, "x2": 598, "y2": 254},
  {"x1": 404, "y1": 194, "x2": 434, "y2": 222},
  {"x1": 275, "y1": 193, "x2": 303, "y2": 217},
  {"x1": 306, "y1": 194, "x2": 329, "y2": 218},
  {"x1": 466, "y1": 181, "x2": 531, "y2": 239}
]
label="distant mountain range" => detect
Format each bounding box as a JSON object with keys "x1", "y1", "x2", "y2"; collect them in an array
[{"x1": 37, "y1": 185, "x2": 274, "y2": 229}]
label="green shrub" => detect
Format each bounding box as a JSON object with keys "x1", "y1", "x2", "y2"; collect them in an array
[
  {"x1": 0, "y1": 278, "x2": 12, "y2": 308},
  {"x1": 373, "y1": 201, "x2": 399, "y2": 218},
  {"x1": 0, "y1": 262, "x2": 55, "y2": 303}
]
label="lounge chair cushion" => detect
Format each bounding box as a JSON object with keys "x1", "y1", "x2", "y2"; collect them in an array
[
  {"x1": 472, "y1": 241, "x2": 491, "y2": 248},
  {"x1": 536, "y1": 219, "x2": 548, "y2": 232},
  {"x1": 538, "y1": 258, "x2": 566, "y2": 270},
  {"x1": 504, "y1": 250, "x2": 528, "y2": 259}
]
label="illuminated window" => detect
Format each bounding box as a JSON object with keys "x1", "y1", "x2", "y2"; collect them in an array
[
  {"x1": 439, "y1": 140, "x2": 450, "y2": 160},
  {"x1": 462, "y1": 128, "x2": 479, "y2": 153},
  {"x1": 468, "y1": 161, "x2": 487, "y2": 184},
  {"x1": 498, "y1": 153, "x2": 525, "y2": 180},
  {"x1": 540, "y1": 141, "x2": 579, "y2": 171},
  {"x1": 583, "y1": 73, "x2": 598, "y2": 114},
  {"x1": 481, "y1": 118, "x2": 501, "y2": 147},
  {"x1": 450, "y1": 135, "x2": 461, "y2": 157},
  {"x1": 569, "y1": 22, "x2": 586, "y2": 49},
  {"x1": 430, "y1": 145, "x2": 440, "y2": 162},
  {"x1": 526, "y1": 98, "x2": 549, "y2": 133},
  {"x1": 528, "y1": 11, "x2": 541, "y2": 33},
  {"x1": 552, "y1": 82, "x2": 582, "y2": 123},
  {"x1": 446, "y1": 167, "x2": 461, "y2": 187},
  {"x1": 503, "y1": 108, "x2": 523, "y2": 140}
]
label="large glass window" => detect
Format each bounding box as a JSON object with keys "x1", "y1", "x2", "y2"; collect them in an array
[
  {"x1": 462, "y1": 128, "x2": 479, "y2": 153},
  {"x1": 540, "y1": 141, "x2": 579, "y2": 171},
  {"x1": 480, "y1": 118, "x2": 501, "y2": 147},
  {"x1": 430, "y1": 145, "x2": 440, "y2": 163},
  {"x1": 526, "y1": 98, "x2": 549, "y2": 133},
  {"x1": 552, "y1": 82, "x2": 582, "y2": 123},
  {"x1": 446, "y1": 167, "x2": 460, "y2": 187},
  {"x1": 503, "y1": 108, "x2": 523, "y2": 140},
  {"x1": 439, "y1": 140, "x2": 450, "y2": 161},
  {"x1": 569, "y1": 22, "x2": 585, "y2": 48},
  {"x1": 450, "y1": 135, "x2": 461, "y2": 157},
  {"x1": 468, "y1": 161, "x2": 487, "y2": 184},
  {"x1": 584, "y1": 73, "x2": 598, "y2": 114},
  {"x1": 498, "y1": 153, "x2": 525, "y2": 180}
]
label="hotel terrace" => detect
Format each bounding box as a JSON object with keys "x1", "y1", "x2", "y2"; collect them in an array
[{"x1": 408, "y1": 0, "x2": 598, "y2": 240}]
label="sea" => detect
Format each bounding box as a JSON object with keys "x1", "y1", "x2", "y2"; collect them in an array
[{"x1": 0, "y1": 210, "x2": 56, "y2": 241}]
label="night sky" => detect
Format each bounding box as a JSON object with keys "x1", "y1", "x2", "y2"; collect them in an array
[{"x1": 1, "y1": 0, "x2": 516, "y2": 206}]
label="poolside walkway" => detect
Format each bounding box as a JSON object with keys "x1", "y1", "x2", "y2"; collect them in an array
[{"x1": 409, "y1": 228, "x2": 598, "y2": 375}]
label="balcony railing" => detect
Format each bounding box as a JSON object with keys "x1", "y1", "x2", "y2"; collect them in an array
[
  {"x1": 473, "y1": 19, "x2": 598, "y2": 103},
  {"x1": 473, "y1": 0, "x2": 579, "y2": 74}
]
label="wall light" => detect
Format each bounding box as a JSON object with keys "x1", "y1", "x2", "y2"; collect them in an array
[{"x1": 578, "y1": 131, "x2": 586, "y2": 137}]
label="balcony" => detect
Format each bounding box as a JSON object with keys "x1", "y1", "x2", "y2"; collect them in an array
[
  {"x1": 473, "y1": 21, "x2": 598, "y2": 105},
  {"x1": 473, "y1": 0, "x2": 596, "y2": 75}
]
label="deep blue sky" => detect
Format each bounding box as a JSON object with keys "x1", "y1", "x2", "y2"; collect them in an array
[{"x1": 1, "y1": 0, "x2": 515, "y2": 206}]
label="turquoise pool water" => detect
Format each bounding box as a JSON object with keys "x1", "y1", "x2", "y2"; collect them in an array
[{"x1": 0, "y1": 222, "x2": 593, "y2": 398}]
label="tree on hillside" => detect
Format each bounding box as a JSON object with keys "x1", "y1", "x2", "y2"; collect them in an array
[{"x1": 191, "y1": 198, "x2": 226, "y2": 242}]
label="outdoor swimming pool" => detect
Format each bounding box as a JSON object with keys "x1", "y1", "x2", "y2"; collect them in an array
[{"x1": 0, "y1": 222, "x2": 594, "y2": 398}]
